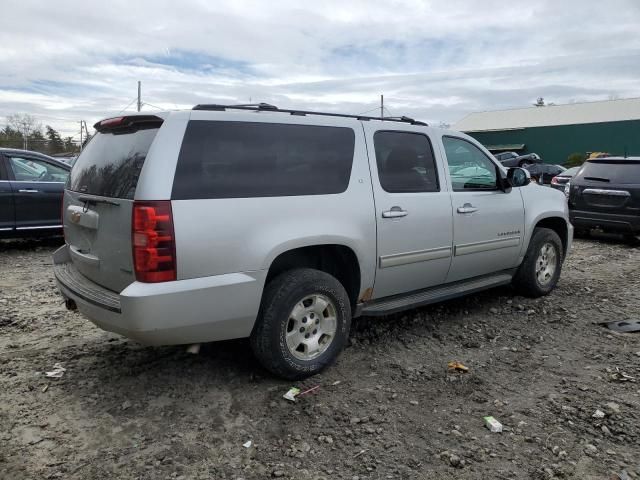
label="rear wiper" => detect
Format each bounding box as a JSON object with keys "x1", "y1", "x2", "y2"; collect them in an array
[
  {"x1": 78, "y1": 195, "x2": 120, "y2": 206},
  {"x1": 584, "y1": 177, "x2": 610, "y2": 182}
]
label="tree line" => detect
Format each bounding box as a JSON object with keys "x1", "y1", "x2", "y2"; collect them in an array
[{"x1": 0, "y1": 113, "x2": 91, "y2": 156}]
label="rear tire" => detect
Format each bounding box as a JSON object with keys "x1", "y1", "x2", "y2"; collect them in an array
[
  {"x1": 250, "y1": 268, "x2": 351, "y2": 380},
  {"x1": 513, "y1": 228, "x2": 563, "y2": 297}
]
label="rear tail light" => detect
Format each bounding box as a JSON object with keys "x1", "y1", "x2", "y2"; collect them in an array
[
  {"x1": 551, "y1": 176, "x2": 559, "y2": 185},
  {"x1": 132, "y1": 201, "x2": 176, "y2": 282}
]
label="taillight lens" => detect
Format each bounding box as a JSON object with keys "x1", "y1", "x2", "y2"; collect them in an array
[
  {"x1": 551, "y1": 176, "x2": 559, "y2": 185},
  {"x1": 132, "y1": 201, "x2": 176, "y2": 282}
]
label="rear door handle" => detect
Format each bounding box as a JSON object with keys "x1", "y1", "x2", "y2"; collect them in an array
[
  {"x1": 18, "y1": 189, "x2": 39, "y2": 193},
  {"x1": 457, "y1": 203, "x2": 478, "y2": 214},
  {"x1": 382, "y1": 206, "x2": 408, "y2": 218}
]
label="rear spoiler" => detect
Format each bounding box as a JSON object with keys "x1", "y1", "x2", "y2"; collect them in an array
[{"x1": 94, "y1": 115, "x2": 163, "y2": 133}]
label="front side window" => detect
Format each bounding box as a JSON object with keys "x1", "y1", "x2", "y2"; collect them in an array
[
  {"x1": 442, "y1": 137, "x2": 498, "y2": 191},
  {"x1": 373, "y1": 131, "x2": 439, "y2": 193},
  {"x1": 8, "y1": 157, "x2": 69, "y2": 182},
  {"x1": 172, "y1": 121, "x2": 355, "y2": 199}
]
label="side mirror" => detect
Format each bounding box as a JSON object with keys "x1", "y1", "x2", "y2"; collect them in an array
[{"x1": 507, "y1": 167, "x2": 531, "y2": 188}]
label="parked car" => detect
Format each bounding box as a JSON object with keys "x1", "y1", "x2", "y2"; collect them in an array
[
  {"x1": 494, "y1": 151, "x2": 519, "y2": 162},
  {"x1": 550, "y1": 166, "x2": 581, "y2": 191},
  {"x1": 567, "y1": 157, "x2": 640, "y2": 242},
  {"x1": 53, "y1": 105, "x2": 572, "y2": 379},
  {"x1": 496, "y1": 152, "x2": 543, "y2": 168},
  {"x1": 525, "y1": 164, "x2": 566, "y2": 185},
  {"x1": 0, "y1": 148, "x2": 71, "y2": 236}
]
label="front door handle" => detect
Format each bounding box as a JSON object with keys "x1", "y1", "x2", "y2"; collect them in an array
[
  {"x1": 457, "y1": 203, "x2": 478, "y2": 214},
  {"x1": 18, "y1": 189, "x2": 39, "y2": 193},
  {"x1": 382, "y1": 206, "x2": 408, "y2": 218}
]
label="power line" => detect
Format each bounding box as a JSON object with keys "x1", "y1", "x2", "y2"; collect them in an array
[
  {"x1": 117, "y1": 97, "x2": 139, "y2": 114},
  {"x1": 142, "y1": 102, "x2": 164, "y2": 111},
  {"x1": 356, "y1": 107, "x2": 382, "y2": 116}
]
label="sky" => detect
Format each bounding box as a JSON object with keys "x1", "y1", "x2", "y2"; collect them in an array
[{"x1": 2, "y1": 0, "x2": 640, "y2": 140}]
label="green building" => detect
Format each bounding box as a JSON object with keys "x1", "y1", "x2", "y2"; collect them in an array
[{"x1": 454, "y1": 97, "x2": 640, "y2": 164}]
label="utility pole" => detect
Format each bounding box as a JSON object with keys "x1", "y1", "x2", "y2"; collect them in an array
[
  {"x1": 137, "y1": 81, "x2": 142, "y2": 112},
  {"x1": 380, "y1": 94, "x2": 384, "y2": 118},
  {"x1": 79, "y1": 121, "x2": 89, "y2": 152}
]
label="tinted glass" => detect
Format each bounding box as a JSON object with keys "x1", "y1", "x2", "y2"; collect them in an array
[
  {"x1": 443, "y1": 136, "x2": 498, "y2": 191},
  {"x1": 172, "y1": 121, "x2": 355, "y2": 199},
  {"x1": 576, "y1": 160, "x2": 640, "y2": 184},
  {"x1": 9, "y1": 157, "x2": 69, "y2": 182},
  {"x1": 373, "y1": 131, "x2": 438, "y2": 193},
  {"x1": 69, "y1": 127, "x2": 159, "y2": 199}
]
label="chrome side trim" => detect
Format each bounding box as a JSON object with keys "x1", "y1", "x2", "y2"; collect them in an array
[
  {"x1": 379, "y1": 246, "x2": 452, "y2": 268},
  {"x1": 0, "y1": 227, "x2": 14, "y2": 231},
  {"x1": 16, "y1": 224, "x2": 63, "y2": 230},
  {"x1": 455, "y1": 236, "x2": 520, "y2": 256},
  {"x1": 583, "y1": 188, "x2": 630, "y2": 197},
  {"x1": 16, "y1": 225, "x2": 62, "y2": 230}
]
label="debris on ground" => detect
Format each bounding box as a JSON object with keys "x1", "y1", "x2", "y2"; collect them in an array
[
  {"x1": 44, "y1": 363, "x2": 66, "y2": 379},
  {"x1": 243, "y1": 440, "x2": 252, "y2": 448},
  {"x1": 592, "y1": 409, "x2": 605, "y2": 418},
  {"x1": 297, "y1": 385, "x2": 319, "y2": 397},
  {"x1": 483, "y1": 416, "x2": 503, "y2": 433},
  {"x1": 601, "y1": 319, "x2": 640, "y2": 333},
  {"x1": 447, "y1": 361, "x2": 469, "y2": 373},
  {"x1": 283, "y1": 387, "x2": 300, "y2": 402},
  {"x1": 607, "y1": 367, "x2": 636, "y2": 382}
]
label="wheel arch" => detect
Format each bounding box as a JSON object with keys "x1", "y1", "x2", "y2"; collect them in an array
[
  {"x1": 532, "y1": 216, "x2": 570, "y2": 258},
  {"x1": 264, "y1": 243, "x2": 363, "y2": 311}
]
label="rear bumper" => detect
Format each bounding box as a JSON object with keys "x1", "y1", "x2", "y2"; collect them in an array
[
  {"x1": 53, "y1": 245, "x2": 266, "y2": 345},
  {"x1": 570, "y1": 209, "x2": 640, "y2": 234}
]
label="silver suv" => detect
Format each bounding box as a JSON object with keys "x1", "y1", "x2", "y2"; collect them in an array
[{"x1": 54, "y1": 104, "x2": 572, "y2": 379}]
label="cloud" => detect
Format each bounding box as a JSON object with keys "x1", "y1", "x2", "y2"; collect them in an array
[{"x1": 1, "y1": 0, "x2": 639, "y2": 138}]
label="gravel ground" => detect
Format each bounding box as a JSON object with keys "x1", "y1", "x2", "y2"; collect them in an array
[{"x1": 1, "y1": 235, "x2": 639, "y2": 480}]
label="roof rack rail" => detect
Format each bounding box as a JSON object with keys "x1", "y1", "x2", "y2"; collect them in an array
[{"x1": 192, "y1": 103, "x2": 428, "y2": 126}]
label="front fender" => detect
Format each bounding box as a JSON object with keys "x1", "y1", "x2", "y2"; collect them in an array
[{"x1": 519, "y1": 184, "x2": 572, "y2": 261}]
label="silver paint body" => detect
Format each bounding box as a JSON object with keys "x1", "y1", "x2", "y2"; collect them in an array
[{"x1": 54, "y1": 110, "x2": 573, "y2": 345}]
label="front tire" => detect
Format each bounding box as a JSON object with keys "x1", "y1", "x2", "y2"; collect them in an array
[
  {"x1": 513, "y1": 228, "x2": 563, "y2": 297},
  {"x1": 250, "y1": 268, "x2": 351, "y2": 380}
]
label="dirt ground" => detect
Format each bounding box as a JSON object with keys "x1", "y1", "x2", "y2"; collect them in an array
[{"x1": 1, "y1": 235, "x2": 639, "y2": 480}]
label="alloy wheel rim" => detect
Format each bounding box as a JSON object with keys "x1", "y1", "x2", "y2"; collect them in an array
[
  {"x1": 535, "y1": 242, "x2": 557, "y2": 286},
  {"x1": 285, "y1": 294, "x2": 337, "y2": 361}
]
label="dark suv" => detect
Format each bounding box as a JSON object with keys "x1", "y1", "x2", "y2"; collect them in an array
[{"x1": 567, "y1": 157, "x2": 640, "y2": 241}]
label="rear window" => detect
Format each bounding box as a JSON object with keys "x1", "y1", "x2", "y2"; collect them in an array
[
  {"x1": 171, "y1": 121, "x2": 355, "y2": 199},
  {"x1": 68, "y1": 127, "x2": 159, "y2": 199},
  {"x1": 576, "y1": 160, "x2": 640, "y2": 184}
]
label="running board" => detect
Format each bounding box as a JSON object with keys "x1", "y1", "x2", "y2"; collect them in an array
[{"x1": 358, "y1": 272, "x2": 514, "y2": 317}]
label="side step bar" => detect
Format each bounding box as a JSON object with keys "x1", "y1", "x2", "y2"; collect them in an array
[{"x1": 358, "y1": 271, "x2": 514, "y2": 317}]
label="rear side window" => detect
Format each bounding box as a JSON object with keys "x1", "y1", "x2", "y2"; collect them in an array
[
  {"x1": 577, "y1": 160, "x2": 640, "y2": 184},
  {"x1": 373, "y1": 131, "x2": 439, "y2": 193},
  {"x1": 172, "y1": 121, "x2": 355, "y2": 199},
  {"x1": 69, "y1": 127, "x2": 159, "y2": 199}
]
